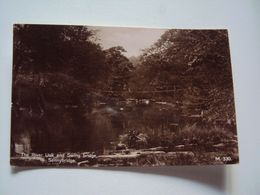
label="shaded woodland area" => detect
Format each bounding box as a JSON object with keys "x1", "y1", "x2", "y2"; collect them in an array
[{"x1": 11, "y1": 25, "x2": 238, "y2": 166}]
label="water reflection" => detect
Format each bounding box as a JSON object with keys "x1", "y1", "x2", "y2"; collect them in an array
[{"x1": 88, "y1": 97, "x2": 181, "y2": 154}]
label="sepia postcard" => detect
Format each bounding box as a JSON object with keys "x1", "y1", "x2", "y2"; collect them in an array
[{"x1": 10, "y1": 24, "x2": 239, "y2": 167}]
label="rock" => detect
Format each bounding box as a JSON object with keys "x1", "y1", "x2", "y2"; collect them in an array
[
  {"x1": 213, "y1": 143, "x2": 225, "y2": 148},
  {"x1": 116, "y1": 143, "x2": 127, "y2": 150},
  {"x1": 175, "y1": 145, "x2": 185, "y2": 150},
  {"x1": 143, "y1": 146, "x2": 167, "y2": 151}
]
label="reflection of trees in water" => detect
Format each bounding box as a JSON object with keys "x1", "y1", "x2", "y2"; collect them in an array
[{"x1": 87, "y1": 111, "x2": 114, "y2": 153}]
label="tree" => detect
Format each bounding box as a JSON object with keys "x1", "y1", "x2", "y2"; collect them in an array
[
  {"x1": 103, "y1": 46, "x2": 134, "y2": 96},
  {"x1": 12, "y1": 24, "x2": 109, "y2": 153},
  {"x1": 13, "y1": 24, "x2": 108, "y2": 84},
  {"x1": 132, "y1": 29, "x2": 235, "y2": 123},
  {"x1": 139, "y1": 29, "x2": 232, "y2": 90}
]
